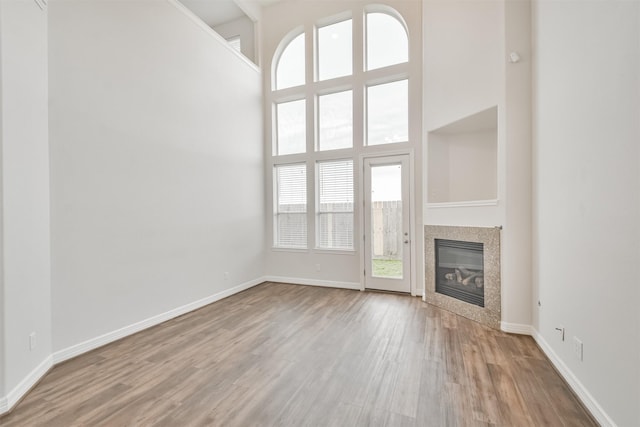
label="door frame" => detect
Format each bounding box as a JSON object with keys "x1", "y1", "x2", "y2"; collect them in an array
[{"x1": 359, "y1": 149, "x2": 416, "y2": 296}]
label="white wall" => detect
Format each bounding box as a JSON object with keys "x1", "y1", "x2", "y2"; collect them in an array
[
  {"x1": 423, "y1": 0, "x2": 503, "y2": 227},
  {"x1": 423, "y1": 0, "x2": 533, "y2": 329},
  {"x1": 532, "y1": 1, "x2": 640, "y2": 425},
  {"x1": 214, "y1": 15, "x2": 256, "y2": 64},
  {"x1": 500, "y1": 0, "x2": 532, "y2": 331},
  {"x1": 423, "y1": 0, "x2": 502, "y2": 132},
  {"x1": 428, "y1": 130, "x2": 497, "y2": 203},
  {"x1": 447, "y1": 131, "x2": 497, "y2": 202},
  {"x1": 48, "y1": 0, "x2": 264, "y2": 352},
  {"x1": 0, "y1": 0, "x2": 52, "y2": 401},
  {"x1": 0, "y1": 5, "x2": 5, "y2": 398}
]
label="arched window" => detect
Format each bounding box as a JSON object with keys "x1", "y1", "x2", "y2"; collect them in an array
[
  {"x1": 366, "y1": 12, "x2": 408, "y2": 71},
  {"x1": 317, "y1": 19, "x2": 352, "y2": 81},
  {"x1": 269, "y1": 7, "x2": 411, "y2": 250},
  {"x1": 275, "y1": 32, "x2": 305, "y2": 90}
]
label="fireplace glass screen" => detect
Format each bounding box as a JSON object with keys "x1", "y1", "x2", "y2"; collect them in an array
[{"x1": 435, "y1": 239, "x2": 484, "y2": 307}]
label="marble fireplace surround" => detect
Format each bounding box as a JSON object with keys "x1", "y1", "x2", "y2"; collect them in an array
[{"x1": 424, "y1": 225, "x2": 501, "y2": 329}]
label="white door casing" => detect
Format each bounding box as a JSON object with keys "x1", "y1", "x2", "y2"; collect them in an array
[{"x1": 363, "y1": 155, "x2": 411, "y2": 293}]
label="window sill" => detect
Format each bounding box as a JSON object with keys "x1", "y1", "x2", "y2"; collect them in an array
[
  {"x1": 272, "y1": 246, "x2": 309, "y2": 253},
  {"x1": 314, "y1": 248, "x2": 357, "y2": 255}
]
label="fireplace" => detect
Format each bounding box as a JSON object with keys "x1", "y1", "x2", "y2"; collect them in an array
[
  {"x1": 425, "y1": 225, "x2": 501, "y2": 329},
  {"x1": 435, "y1": 239, "x2": 484, "y2": 307}
]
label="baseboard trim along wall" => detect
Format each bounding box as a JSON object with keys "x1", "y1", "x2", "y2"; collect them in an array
[
  {"x1": 263, "y1": 276, "x2": 362, "y2": 291},
  {"x1": 53, "y1": 277, "x2": 265, "y2": 364},
  {"x1": 1, "y1": 355, "x2": 53, "y2": 415},
  {"x1": 500, "y1": 322, "x2": 614, "y2": 426},
  {"x1": 531, "y1": 331, "x2": 616, "y2": 427},
  {"x1": 0, "y1": 282, "x2": 616, "y2": 427},
  {"x1": 0, "y1": 277, "x2": 266, "y2": 416},
  {"x1": 500, "y1": 321, "x2": 535, "y2": 335}
]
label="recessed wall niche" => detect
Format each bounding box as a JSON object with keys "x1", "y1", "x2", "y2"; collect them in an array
[{"x1": 427, "y1": 106, "x2": 497, "y2": 204}]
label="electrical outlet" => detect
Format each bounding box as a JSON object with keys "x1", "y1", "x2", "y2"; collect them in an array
[
  {"x1": 29, "y1": 332, "x2": 36, "y2": 351},
  {"x1": 315, "y1": 264, "x2": 321, "y2": 272},
  {"x1": 573, "y1": 337, "x2": 583, "y2": 361},
  {"x1": 224, "y1": 272, "x2": 230, "y2": 280}
]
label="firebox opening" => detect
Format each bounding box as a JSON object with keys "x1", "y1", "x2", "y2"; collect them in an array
[{"x1": 435, "y1": 239, "x2": 484, "y2": 307}]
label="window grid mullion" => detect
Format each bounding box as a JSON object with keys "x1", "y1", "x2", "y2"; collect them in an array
[
  {"x1": 317, "y1": 160, "x2": 354, "y2": 250},
  {"x1": 271, "y1": 7, "x2": 410, "y2": 251},
  {"x1": 352, "y1": 7, "x2": 365, "y2": 150},
  {"x1": 274, "y1": 163, "x2": 308, "y2": 248}
]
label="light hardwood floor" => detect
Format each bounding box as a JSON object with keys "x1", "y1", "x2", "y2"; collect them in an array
[{"x1": 0, "y1": 282, "x2": 596, "y2": 426}]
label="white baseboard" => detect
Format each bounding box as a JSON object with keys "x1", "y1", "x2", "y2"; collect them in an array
[
  {"x1": 264, "y1": 276, "x2": 362, "y2": 291},
  {"x1": 1, "y1": 355, "x2": 53, "y2": 415},
  {"x1": 498, "y1": 322, "x2": 614, "y2": 426},
  {"x1": 500, "y1": 321, "x2": 534, "y2": 335},
  {"x1": 1, "y1": 281, "x2": 614, "y2": 427},
  {"x1": 53, "y1": 277, "x2": 265, "y2": 364},
  {"x1": 531, "y1": 330, "x2": 616, "y2": 427},
  {"x1": 0, "y1": 277, "x2": 265, "y2": 416}
]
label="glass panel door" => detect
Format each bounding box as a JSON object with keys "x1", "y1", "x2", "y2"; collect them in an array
[{"x1": 364, "y1": 155, "x2": 410, "y2": 293}]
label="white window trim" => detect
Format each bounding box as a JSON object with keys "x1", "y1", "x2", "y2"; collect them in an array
[
  {"x1": 315, "y1": 159, "x2": 355, "y2": 251},
  {"x1": 273, "y1": 162, "x2": 308, "y2": 249},
  {"x1": 268, "y1": 5, "x2": 415, "y2": 258}
]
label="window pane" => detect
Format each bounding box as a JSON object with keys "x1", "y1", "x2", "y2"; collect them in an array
[
  {"x1": 276, "y1": 33, "x2": 305, "y2": 90},
  {"x1": 318, "y1": 213, "x2": 353, "y2": 249},
  {"x1": 276, "y1": 100, "x2": 306, "y2": 155},
  {"x1": 366, "y1": 13, "x2": 408, "y2": 71},
  {"x1": 317, "y1": 160, "x2": 353, "y2": 249},
  {"x1": 275, "y1": 164, "x2": 307, "y2": 248},
  {"x1": 318, "y1": 20, "x2": 352, "y2": 81},
  {"x1": 367, "y1": 80, "x2": 408, "y2": 146},
  {"x1": 318, "y1": 90, "x2": 352, "y2": 151},
  {"x1": 371, "y1": 164, "x2": 403, "y2": 278}
]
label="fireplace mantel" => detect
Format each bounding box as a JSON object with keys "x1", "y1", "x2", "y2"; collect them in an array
[{"x1": 424, "y1": 225, "x2": 501, "y2": 329}]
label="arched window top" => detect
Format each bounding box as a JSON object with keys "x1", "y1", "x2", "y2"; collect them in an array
[
  {"x1": 274, "y1": 31, "x2": 305, "y2": 90},
  {"x1": 366, "y1": 10, "x2": 408, "y2": 71},
  {"x1": 317, "y1": 18, "x2": 352, "y2": 81}
]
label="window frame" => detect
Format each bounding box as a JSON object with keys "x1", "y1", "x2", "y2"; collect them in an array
[
  {"x1": 364, "y1": 9, "x2": 410, "y2": 72},
  {"x1": 274, "y1": 97, "x2": 307, "y2": 156},
  {"x1": 316, "y1": 87, "x2": 354, "y2": 152},
  {"x1": 316, "y1": 159, "x2": 355, "y2": 251},
  {"x1": 273, "y1": 29, "x2": 306, "y2": 91},
  {"x1": 269, "y1": 6, "x2": 412, "y2": 252},
  {"x1": 315, "y1": 17, "x2": 354, "y2": 83},
  {"x1": 273, "y1": 162, "x2": 308, "y2": 250},
  {"x1": 365, "y1": 77, "x2": 410, "y2": 147}
]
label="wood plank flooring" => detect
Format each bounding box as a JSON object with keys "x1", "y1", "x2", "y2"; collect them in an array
[{"x1": 0, "y1": 282, "x2": 597, "y2": 426}]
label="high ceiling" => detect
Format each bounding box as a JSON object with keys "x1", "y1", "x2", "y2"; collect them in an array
[
  {"x1": 180, "y1": 0, "x2": 281, "y2": 27},
  {"x1": 180, "y1": 0, "x2": 246, "y2": 27}
]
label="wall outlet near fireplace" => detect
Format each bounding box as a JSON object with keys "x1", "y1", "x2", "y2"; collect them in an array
[{"x1": 573, "y1": 337, "x2": 583, "y2": 361}]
